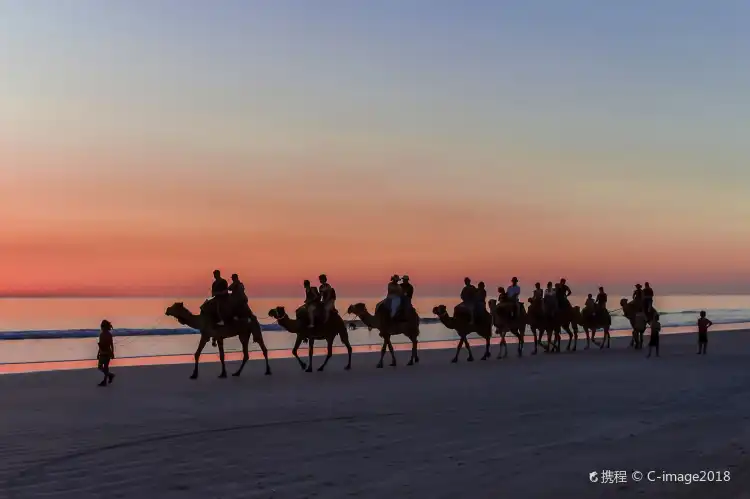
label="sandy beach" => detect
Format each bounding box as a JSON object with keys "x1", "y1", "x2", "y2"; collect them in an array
[{"x1": 1, "y1": 330, "x2": 749, "y2": 499}]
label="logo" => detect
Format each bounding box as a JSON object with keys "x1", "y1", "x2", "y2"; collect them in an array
[{"x1": 589, "y1": 471, "x2": 599, "y2": 483}]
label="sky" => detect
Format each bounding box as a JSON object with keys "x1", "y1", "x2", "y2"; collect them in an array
[{"x1": 1, "y1": 0, "x2": 749, "y2": 297}]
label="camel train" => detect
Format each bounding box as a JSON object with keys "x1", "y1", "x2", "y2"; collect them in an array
[{"x1": 165, "y1": 284, "x2": 653, "y2": 379}]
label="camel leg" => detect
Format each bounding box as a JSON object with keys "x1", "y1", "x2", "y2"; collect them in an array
[
  {"x1": 387, "y1": 338, "x2": 397, "y2": 367},
  {"x1": 517, "y1": 329, "x2": 523, "y2": 357},
  {"x1": 377, "y1": 338, "x2": 388, "y2": 368},
  {"x1": 452, "y1": 338, "x2": 464, "y2": 363},
  {"x1": 306, "y1": 339, "x2": 315, "y2": 372},
  {"x1": 407, "y1": 336, "x2": 418, "y2": 366},
  {"x1": 232, "y1": 333, "x2": 250, "y2": 377},
  {"x1": 584, "y1": 326, "x2": 591, "y2": 349},
  {"x1": 605, "y1": 327, "x2": 611, "y2": 349},
  {"x1": 590, "y1": 327, "x2": 598, "y2": 347},
  {"x1": 217, "y1": 339, "x2": 227, "y2": 378},
  {"x1": 339, "y1": 328, "x2": 353, "y2": 370},
  {"x1": 190, "y1": 336, "x2": 210, "y2": 379},
  {"x1": 253, "y1": 332, "x2": 272, "y2": 375},
  {"x1": 466, "y1": 337, "x2": 475, "y2": 362},
  {"x1": 531, "y1": 328, "x2": 539, "y2": 355},
  {"x1": 292, "y1": 335, "x2": 307, "y2": 370},
  {"x1": 317, "y1": 338, "x2": 334, "y2": 372},
  {"x1": 496, "y1": 332, "x2": 506, "y2": 359}
]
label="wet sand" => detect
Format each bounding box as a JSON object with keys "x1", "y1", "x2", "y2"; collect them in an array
[{"x1": 1, "y1": 330, "x2": 749, "y2": 498}]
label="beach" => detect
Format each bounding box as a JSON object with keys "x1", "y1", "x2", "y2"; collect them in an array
[{"x1": 1, "y1": 330, "x2": 749, "y2": 499}]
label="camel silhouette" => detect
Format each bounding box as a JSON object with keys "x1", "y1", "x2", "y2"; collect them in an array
[
  {"x1": 432, "y1": 304, "x2": 493, "y2": 362},
  {"x1": 165, "y1": 301, "x2": 271, "y2": 379},
  {"x1": 347, "y1": 303, "x2": 420, "y2": 368},
  {"x1": 488, "y1": 299, "x2": 527, "y2": 358},
  {"x1": 268, "y1": 306, "x2": 352, "y2": 372}
]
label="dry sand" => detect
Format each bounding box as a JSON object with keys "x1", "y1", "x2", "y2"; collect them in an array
[{"x1": 1, "y1": 331, "x2": 750, "y2": 499}]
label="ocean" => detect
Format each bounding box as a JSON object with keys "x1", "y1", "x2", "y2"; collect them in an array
[{"x1": 1, "y1": 295, "x2": 749, "y2": 367}]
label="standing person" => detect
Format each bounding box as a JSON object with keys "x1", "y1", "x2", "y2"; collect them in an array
[
  {"x1": 647, "y1": 313, "x2": 661, "y2": 358},
  {"x1": 643, "y1": 282, "x2": 655, "y2": 315},
  {"x1": 318, "y1": 274, "x2": 336, "y2": 324},
  {"x1": 97, "y1": 320, "x2": 116, "y2": 387},
  {"x1": 633, "y1": 310, "x2": 648, "y2": 349},
  {"x1": 697, "y1": 311, "x2": 713, "y2": 355},
  {"x1": 506, "y1": 277, "x2": 521, "y2": 319}
]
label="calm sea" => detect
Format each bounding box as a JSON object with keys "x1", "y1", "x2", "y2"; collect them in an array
[{"x1": 1, "y1": 295, "x2": 749, "y2": 367}]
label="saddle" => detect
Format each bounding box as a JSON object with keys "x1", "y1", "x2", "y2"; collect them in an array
[
  {"x1": 201, "y1": 297, "x2": 251, "y2": 326},
  {"x1": 295, "y1": 304, "x2": 338, "y2": 328}
]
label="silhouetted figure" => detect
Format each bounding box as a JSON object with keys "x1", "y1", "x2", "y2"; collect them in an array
[
  {"x1": 97, "y1": 320, "x2": 115, "y2": 387},
  {"x1": 400, "y1": 275, "x2": 414, "y2": 317},
  {"x1": 303, "y1": 280, "x2": 320, "y2": 328},
  {"x1": 632, "y1": 284, "x2": 644, "y2": 311},
  {"x1": 460, "y1": 277, "x2": 477, "y2": 323},
  {"x1": 584, "y1": 293, "x2": 596, "y2": 319},
  {"x1": 318, "y1": 274, "x2": 336, "y2": 324},
  {"x1": 211, "y1": 270, "x2": 230, "y2": 324},
  {"x1": 557, "y1": 278, "x2": 572, "y2": 309},
  {"x1": 643, "y1": 282, "x2": 654, "y2": 317},
  {"x1": 347, "y1": 301, "x2": 420, "y2": 367},
  {"x1": 507, "y1": 277, "x2": 521, "y2": 319},
  {"x1": 432, "y1": 303, "x2": 493, "y2": 362},
  {"x1": 475, "y1": 281, "x2": 487, "y2": 318},
  {"x1": 543, "y1": 282, "x2": 558, "y2": 317},
  {"x1": 166, "y1": 302, "x2": 271, "y2": 379},
  {"x1": 596, "y1": 287, "x2": 608, "y2": 313},
  {"x1": 229, "y1": 273, "x2": 247, "y2": 303},
  {"x1": 697, "y1": 311, "x2": 712, "y2": 355},
  {"x1": 633, "y1": 310, "x2": 647, "y2": 349},
  {"x1": 647, "y1": 313, "x2": 661, "y2": 358},
  {"x1": 532, "y1": 282, "x2": 543, "y2": 302}
]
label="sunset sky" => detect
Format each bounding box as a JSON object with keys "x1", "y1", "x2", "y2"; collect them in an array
[{"x1": 1, "y1": 1, "x2": 749, "y2": 297}]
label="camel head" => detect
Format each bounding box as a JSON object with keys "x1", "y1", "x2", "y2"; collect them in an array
[
  {"x1": 165, "y1": 302, "x2": 187, "y2": 318},
  {"x1": 619, "y1": 298, "x2": 629, "y2": 308},
  {"x1": 432, "y1": 304, "x2": 448, "y2": 316},
  {"x1": 347, "y1": 303, "x2": 367, "y2": 315},
  {"x1": 268, "y1": 306, "x2": 288, "y2": 320},
  {"x1": 488, "y1": 299, "x2": 497, "y2": 309}
]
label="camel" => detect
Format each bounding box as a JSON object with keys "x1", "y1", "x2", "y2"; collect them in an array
[
  {"x1": 573, "y1": 306, "x2": 613, "y2": 349},
  {"x1": 268, "y1": 306, "x2": 352, "y2": 372},
  {"x1": 488, "y1": 299, "x2": 527, "y2": 358},
  {"x1": 620, "y1": 299, "x2": 658, "y2": 350},
  {"x1": 432, "y1": 304, "x2": 493, "y2": 362},
  {"x1": 346, "y1": 303, "x2": 420, "y2": 368},
  {"x1": 548, "y1": 304, "x2": 579, "y2": 352},
  {"x1": 525, "y1": 298, "x2": 558, "y2": 355},
  {"x1": 165, "y1": 302, "x2": 271, "y2": 379}
]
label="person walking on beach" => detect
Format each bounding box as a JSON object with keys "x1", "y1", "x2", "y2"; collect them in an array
[
  {"x1": 697, "y1": 311, "x2": 712, "y2": 355},
  {"x1": 97, "y1": 320, "x2": 116, "y2": 387},
  {"x1": 647, "y1": 313, "x2": 661, "y2": 358}
]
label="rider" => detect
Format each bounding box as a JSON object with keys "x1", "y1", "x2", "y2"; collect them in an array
[
  {"x1": 543, "y1": 281, "x2": 558, "y2": 317},
  {"x1": 532, "y1": 282, "x2": 544, "y2": 303},
  {"x1": 386, "y1": 275, "x2": 403, "y2": 319},
  {"x1": 557, "y1": 278, "x2": 572, "y2": 310},
  {"x1": 506, "y1": 277, "x2": 521, "y2": 319},
  {"x1": 633, "y1": 284, "x2": 644, "y2": 311},
  {"x1": 595, "y1": 286, "x2": 608, "y2": 318},
  {"x1": 303, "y1": 280, "x2": 320, "y2": 328},
  {"x1": 476, "y1": 281, "x2": 488, "y2": 319},
  {"x1": 318, "y1": 274, "x2": 336, "y2": 324},
  {"x1": 460, "y1": 277, "x2": 477, "y2": 323},
  {"x1": 211, "y1": 270, "x2": 230, "y2": 323},
  {"x1": 643, "y1": 282, "x2": 654, "y2": 315},
  {"x1": 584, "y1": 293, "x2": 596, "y2": 319},
  {"x1": 228, "y1": 273, "x2": 249, "y2": 320},
  {"x1": 400, "y1": 275, "x2": 414, "y2": 318}
]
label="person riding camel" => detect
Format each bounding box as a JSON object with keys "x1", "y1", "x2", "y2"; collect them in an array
[
  {"x1": 460, "y1": 277, "x2": 477, "y2": 323},
  {"x1": 318, "y1": 274, "x2": 336, "y2": 325},
  {"x1": 400, "y1": 275, "x2": 414, "y2": 319},
  {"x1": 497, "y1": 286, "x2": 510, "y2": 316},
  {"x1": 584, "y1": 293, "x2": 596, "y2": 320},
  {"x1": 633, "y1": 284, "x2": 644, "y2": 311},
  {"x1": 386, "y1": 275, "x2": 403, "y2": 319},
  {"x1": 228, "y1": 273, "x2": 249, "y2": 318},
  {"x1": 506, "y1": 277, "x2": 521, "y2": 319},
  {"x1": 476, "y1": 281, "x2": 488, "y2": 319},
  {"x1": 596, "y1": 286, "x2": 608, "y2": 319},
  {"x1": 532, "y1": 282, "x2": 544, "y2": 303},
  {"x1": 643, "y1": 282, "x2": 654, "y2": 315},
  {"x1": 543, "y1": 281, "x2": 558, "y2": 317},
  {"x1": 211, "y1": 270, "x2": 230, "y2": 324},
  {"x1": 558, "y1": 278, "x2": 572, "y2": 310},
  {"x1": 303, "y1": 280, "x2": 320, "y2": 328}
]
